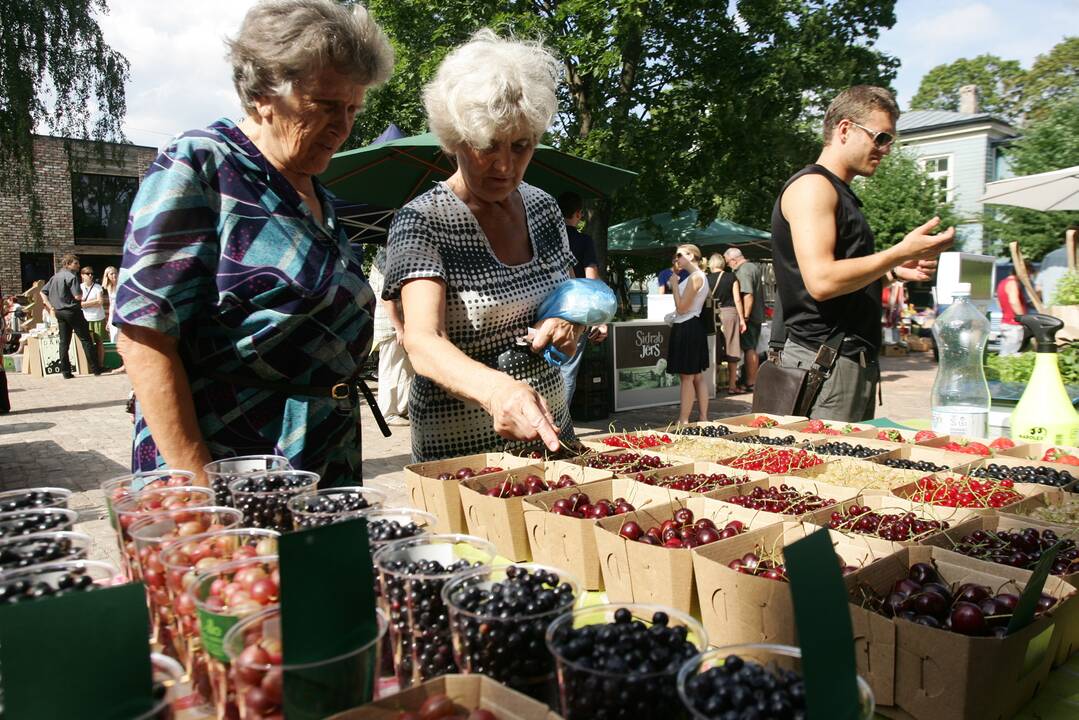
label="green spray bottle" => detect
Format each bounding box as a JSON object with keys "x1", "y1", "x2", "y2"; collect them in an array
[{"x1": 1010, "y1": 314, "x2": 1079, "y2": 446}]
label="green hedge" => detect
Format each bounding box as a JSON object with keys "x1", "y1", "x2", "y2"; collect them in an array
[{"x1": 985, "y1": 342, "x2": 1079, "y2": 385}]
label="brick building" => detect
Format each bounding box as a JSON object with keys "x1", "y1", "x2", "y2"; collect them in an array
[{"x1": 0, "y1": 135, "x2": 158, "y2": 295}]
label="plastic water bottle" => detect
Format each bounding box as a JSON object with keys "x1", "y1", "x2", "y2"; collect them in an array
[{"x1": 931, "y1": 283, "x2": 991, "y2": 437}]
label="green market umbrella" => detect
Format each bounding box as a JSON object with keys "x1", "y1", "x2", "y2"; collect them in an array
[
  {"x1": 321, "y1": 132, "x2": 637, "y2": 207},
  {"x1": 608, "y1": 209, "x2": 771, "y2": 257}
]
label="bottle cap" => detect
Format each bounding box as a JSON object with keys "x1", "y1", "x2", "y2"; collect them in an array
[{"x1": 953, "y1": 283, "x2": 971, "y2": 297}]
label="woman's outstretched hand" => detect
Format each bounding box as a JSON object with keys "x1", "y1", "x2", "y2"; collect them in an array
[{"x1": 485, "y1": 377, "x2": 561, "y2": 451}]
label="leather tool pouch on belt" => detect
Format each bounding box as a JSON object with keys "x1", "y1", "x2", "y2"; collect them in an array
[
  {"x1": 751, "y1": 329, "x2": 845, "y2": 417},
  {"x1": 201, "y1": 369, "x2": 393, "y2": 439}
]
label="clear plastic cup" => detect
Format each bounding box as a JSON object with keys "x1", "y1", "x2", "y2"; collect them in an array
[
  {"x1": 161, "y1": 528, "x2": 280, "y2": 682},
  {"x1": 224, "y1": 605, "x2": 387, "y2": 720},
  {"x1": 228, "y1": 471, "x2": 319, "y2": 531},
  {"x1": 0, "y1": 486, "x2": 72, "y2": 512},
  {"x1": 0, "y1": 507, "x2": 78, "y2": 538},
  {"x1": 130, "y1": 507, "x2": 244, "y2": 650},
  {"x1": 0, "y1": 530, "x2": 92, "y2": 571},
  {"x1": 115, "y1": 486, "x2": 216, "y2": 580},
  {"x1": 189, "y1": 556, "x2": 281, "y2": 719},
  {"x1": 286, "y1": 486, "x2": 386, "y2": 530},
  {"x1": 677, "y1": 644, "x2": 875, "y2": 720},
  {"x1": 134, "y1": 652, "x2": 185, "y2": 720},
  {"x1": 204, "y1": 455, "x2": 291, "y2": 506},
  {"x1": 373, "y1": 534, "x2": 496, "y2": 688},
  {"x1": 102, "y1": 470, "x2": 198, "y2": 532},
  {"x1": 546, "y1": 603, "x2": 709, "y2": 720},
  {"x1": 444, "y1": 563, "x2": 580, "y2": 703},
  {"x1": 0, "y1": 559, "x2": 121, "y2": 605}
]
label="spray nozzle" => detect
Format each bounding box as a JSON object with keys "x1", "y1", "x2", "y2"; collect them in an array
[{"x1": 1018, "y1": 313, "x2": 1063, "y2": 353}]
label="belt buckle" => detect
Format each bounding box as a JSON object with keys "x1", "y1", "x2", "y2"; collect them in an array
[{"x1": 331, "y1": 382, "x2": 354, "y2": 414}]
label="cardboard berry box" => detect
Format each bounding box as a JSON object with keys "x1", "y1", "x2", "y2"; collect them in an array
[
  {"x1": 578, "y1": 429, "x2": 677, "y2": 452},
  {"x1": 717, "y1": 412, "x2": 807, "y2": 428},
  {"x1": 522, "y1": 478, "x2": 697, "y2": 590},
  {"x1": 920, "y1": 514, "x2": 1079, "y2": 665},
  {"x1": 457, "y1": 462, "x2": 613, "y2": 562},
  {"x1": 627, "y1": 462, "x2": 770, "y2": 499},
  {"x1": 713, "y1": 475, "x2": 862, "y2": 515},
  {"x1": 917, "y1": 433, "x2": 1029, "y2": 457},
  {"x1": 805, "y1": 435, "x2": 908, "y2": 460},
  {"x1": 1001, "y1": 441, "x2": 1079, "y2": 464},
  {"x1": 960, "y1": 454, "x2": 1079, "y2": 492},
  {"x1": 1000, "y1": 491, "x2": 1079, "y2": 526},
  {"x1": 327, "y1": 674, "x2": 562, "y2": 719},
  {"x1": 780, "y1": 419, "x2": 875, "y2": 437},
  {"x1": 865, "y1": 444, "x2": 979, "y2": 474},
  {"x1": 721, "y1": 426, "x2": 823, "y2": 450},
  {"x1": 403, "y1": 452, "x2": 535, "y2": 533},
  {"x1": 713, "y1": 445, "x2": 832, "y2": 475},
  {"x1": 691, "y1": 521, "x2": 901, "y2": 649},
  {"x1": 789, "y1": 457, "x2": 938, "y2": 495},
  {"x1": 592, "y1": 491, "x2": 858, "y2": 615},
  {"x1": 846, "y1": 546, "x2": 1074, "y2": 720},
  {"x1": 824, "y1": 494, "x2": 978, "y2": 546},
  {"x1": 568, "y1": 448, "x2": 695, "y2": 476},
  {"x1": 889, "y1": 472, "x2": 1051, "y2": 516}
]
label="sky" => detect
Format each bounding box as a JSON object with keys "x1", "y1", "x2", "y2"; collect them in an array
[{"x1": 94, "y1": 0, "x2": 1076, "y2": 149}]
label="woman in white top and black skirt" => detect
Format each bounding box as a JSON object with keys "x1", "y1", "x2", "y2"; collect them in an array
[{"x1": 666, "y1": 243, "x2": 711, "y2": 423}]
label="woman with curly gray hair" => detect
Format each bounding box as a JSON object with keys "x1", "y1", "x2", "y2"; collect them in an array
[
  {"x1": 114, "y1": 0, "x2": 393, "y2": 486},
  {"x1": 383, "y1": 30, "x2": 584, "y2": 461}
]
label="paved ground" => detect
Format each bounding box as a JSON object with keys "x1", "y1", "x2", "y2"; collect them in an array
[{"x1": 0, "y1": 351, "x2": 936, "y2": 565}]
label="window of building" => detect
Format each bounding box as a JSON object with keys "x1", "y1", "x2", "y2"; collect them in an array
[
  {"x1": 919, "y1": 155, "x2": 953, "y2": 203},
  {"x1": 71, "y1": 173, "x2": 139, "y2": 244},
  {"x1": 20, "y1": 252, "x2": 54, "y2": 290}
]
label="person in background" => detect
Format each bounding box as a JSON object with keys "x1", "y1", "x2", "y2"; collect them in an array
[
  {"x1": 707, "y1": 253, "x2": 747, "y2": 395},
  {"x1": 997, "y1": 261, "x2": 1031, "y2": 356},
  {"x1": 102, "y1": 266, "x2": 120, "y2": 343},
  {"x1": 383, "y1": 30, "x2": 583, "y2": 461},
  {"x1": 368, "y1": 246, "x2": 412, "y2": 426},
  {"x1": 771, "y1": 85, "x2": 953, "y2": 421},
  {"x1": 114, "y1": 0, "x2": 394, "y2": 484},
  {"x1": 556, "y1": 191, "x2": 608, "y2": 406},
  {"x1": 40, "y1": 254, "x2": 103, "y2": 379},
  {"x1": 0, "y1": 282, "x2": 9, "y2": 414},
  {"x1": 666, "y1": 244, "x2": 711, "y2": 423},
  {"x1": 80, "y1": 266, "x2": 107, "y2": 369},
  {"x1": 723, "y1": 247, "x2": 764, "y2": 393},
  {"x1": 657, "y1": 260, "x2": 689, "y2": 294}
]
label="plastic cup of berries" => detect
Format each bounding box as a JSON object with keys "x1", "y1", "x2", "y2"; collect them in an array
[
  {"x1": 204, "y1": 455, "x2": 291, "y2": 506},
  {"x1": 131, "y1": 652, "x2": 185, "y2": 720},
  {"x1": 130, "y1": 506, "x2": 244, "y2": 650},
  {"x1": 0, "y1": 486, "x2": 72, "y2": 513},
  {"x1": 0, "y1": 507, "x2": 78, "y2": 539},
  {"x1": 444, "y1": 563, "x2": 580, "y2": 703},
  {"x1": 189, "y1": 555, "x2": 281, "y2": 719},
  {"x1": 677, "y1": 644, "x2": 874, "y2": 720},
  {"x1": 0, "y1": 558, "x2": 121, "y2": 605},
  {"x1": 101, "y1": 470, "x2": 198, "y2": 533},
  {"x1": 545, "y1": 603, "x2": 708, "y2": 720},
  {"x1": 228, "y1": 470, "x2": 320, "y2": 532},
  {"x1": 115, "y1": 486, "x2": 216, "y2": 581},
  {"x1": 161, "y1": 529, "x2": 279, "y2": 703},
  {"x1": 373, "y1": 534, "x2": 497, "y2": 688},
  {"x1": 0, "y1": 530, "x2": 92, "y2": 571},
  {"x1": 286, "y1": 486, "x2": 386, "y2": 530},
  {"x1": 223, "y1": 605, "x2": 388, "y2": 720}
]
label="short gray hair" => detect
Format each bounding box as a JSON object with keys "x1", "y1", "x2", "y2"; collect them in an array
[
  {"x1": 423, "y1": 29, "x2": 561, "y2": 152},
  {"x1": 724, "y1": 248, "x2": 744, "y2": 261},
  {"x1": 227, "y1": 0, "x2": 394, "y2": 113}
]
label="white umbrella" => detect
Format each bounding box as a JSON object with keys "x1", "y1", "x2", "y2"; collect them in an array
[{"x1": 980, "y1": 165, "x2": 1079, "y2": 211}]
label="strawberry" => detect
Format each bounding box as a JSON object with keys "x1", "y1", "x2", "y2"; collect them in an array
[
  {"x1": 806, "y1": 419, "x2": 827, "y2": 433},
  {"x1": 914, "y1": 430, "x2": 938, "y2": 442},
  {"x1": 839, "y1": 424, "x2": 860, "y2": 435},
  {"x1": 989, "y1": 437, "x2": 1015, "y2": 450},
  {"x1": 1057, "y1": 455, "x2": 1079, "y2": 466},
  {"x1": 877, "y1": 429, "x2": 904, "y2": 443},
  {"x1": 964, "y1": 442, "x2": 991, "y2": 456},
  {"x1": 750, "y1": 416, "x2": 778, "y2": 428}
]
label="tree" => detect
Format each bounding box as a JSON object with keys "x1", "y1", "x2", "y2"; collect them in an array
[
  {"x1": 1020, "y1": 36, "x2": 1079, "y2": 122},
  {"x1": 0, "y1": 1, "x2": 129, "y2": 238},
  {"x1": 984, "y1": 98, "x2": 1079, "y2": 261},
  {"x1": 909, "y1": 54, "x2": 1023, "y2": 121},
  {"x1": 855, "y1": 150, "x2": 960, "y2": 251},
  {"x1": 355, "y1": 0, "x2": 900, "y2": 282}
]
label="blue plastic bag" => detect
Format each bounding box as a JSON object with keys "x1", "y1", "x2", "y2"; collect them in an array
[{"x1": 534, "y1": 279, "x2": 618, "y2": 366}]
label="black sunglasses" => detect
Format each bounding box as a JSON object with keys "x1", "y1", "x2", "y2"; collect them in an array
[{"x1": 850, "y1": 121, "x2": 895, "y2": 149}]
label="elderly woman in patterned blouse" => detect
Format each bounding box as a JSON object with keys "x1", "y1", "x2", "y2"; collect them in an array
[
  {"x1": 382, "y1": 31, "x2": 585, "y2": 462},
  {"x1": 114, "y1": 0, "x2": 393, "y2": 486}
]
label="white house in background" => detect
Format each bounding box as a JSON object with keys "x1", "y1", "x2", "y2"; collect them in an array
[{"x1": 897, "y1": 85, "x2": 1020, "y2": 253}]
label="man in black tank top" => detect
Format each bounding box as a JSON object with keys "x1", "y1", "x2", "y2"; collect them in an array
[{"x1": 770, "y1": 86, "x2": 955, "y2": 421}]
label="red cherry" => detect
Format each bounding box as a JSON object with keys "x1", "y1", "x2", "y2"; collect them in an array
[{"x1": 619, "y1": 521, "x2": 643, "y2": 541}]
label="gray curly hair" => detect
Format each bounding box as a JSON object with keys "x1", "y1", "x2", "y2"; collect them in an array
[
  {"x1": 227, "y1": 0, "x2": 394, "y2": 114},
  {"x1": 423, "y1": 29, "x2": 561, "y2": 152}
]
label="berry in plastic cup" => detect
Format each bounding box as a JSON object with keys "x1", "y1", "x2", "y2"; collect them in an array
[
  {"x1": 286, "y1": 486, "x2": 386, "y2": 530},
  {"x1": 0, "y1": 508, "x2": 78, "y2": 538},
  {"x1": 228, "y1": 471, "x2": 319, "y2": 532},
  {"x1": 204, "y1": 455, "x2": 291, "y2": 506},
  {"x1": 115, "y1": 486, "x2": 215, "y2": 580},
  {"x1": 0, "y1": 530, "x2": 92, "y2": 571},
  {"x1": 0, "y1": 486, "x2": 72, "y2": 512}
]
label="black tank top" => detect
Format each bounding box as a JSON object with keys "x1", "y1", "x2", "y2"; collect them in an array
[{"x1": 770, "y1": 164, "x2": 881, "y2": 358}]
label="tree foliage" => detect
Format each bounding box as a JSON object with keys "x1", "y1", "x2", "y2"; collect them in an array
[
  {"x1": 354, "y1": 0, "x2": 900, "y2": 286},
  {"x1": 1021, "y1": 36, "x2": 1079, "y2": 122},
  {"x1": 984, "y1": 98, "x2": 1079, "y2": 261},
  {"x1": 909, "y1": 54, "x2": 1023, "y2": 121},
  {"x1": 0, "y1": 0, "x2": 129, "y2": 238},
  {"x1": 855, "y1": 149, "x2": 960, "y2": 251}
]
